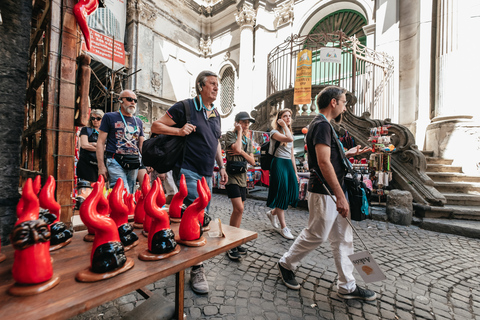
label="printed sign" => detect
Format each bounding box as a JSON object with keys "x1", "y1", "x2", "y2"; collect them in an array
[
  {"x1": 294, "y1": 49, "x2": 312, "y2": 105},
  {"x1": 320, "y1": 48, "x2": 342, "y2": 64},
  {"x1": 81, "y1": 0, "x2": 127, "y2": 69},
  {"x1": 348, "y1": 250, "x2": 386, "y2": 283}
]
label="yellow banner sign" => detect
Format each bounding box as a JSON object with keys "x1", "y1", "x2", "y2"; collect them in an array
[{"x1": 294, "y1": 49, "x2": 312, "y2": 105}]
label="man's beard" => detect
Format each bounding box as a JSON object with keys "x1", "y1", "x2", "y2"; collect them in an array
[{"x1": 125, "y1": 106, "x2": 136, "y2": 115}]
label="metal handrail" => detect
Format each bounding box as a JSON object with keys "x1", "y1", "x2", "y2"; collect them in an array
[{"x1": 266, "y1": 31, "x2": 395, "y2": 121}]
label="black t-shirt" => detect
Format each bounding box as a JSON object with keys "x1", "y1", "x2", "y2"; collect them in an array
[
  {"x1": 306, "y1": 115, "x2": 346, "y2": 194},
  {"x1": 166, "y1": 98, "x2": 221, "y2": 176}
]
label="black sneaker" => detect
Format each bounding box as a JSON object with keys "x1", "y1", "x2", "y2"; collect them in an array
[
  {"x1": 277, "y1": 262, "x2": 300, "y2": 290},
  {"x1": 337, "y1": 285, "x2": 377, "y2": 301},
  {"x1": 237, "y1": 245, "x2": 247, "y2": 255},
  {"x1": 227, "y1": 247, "x2": 241, "y2": 260}
]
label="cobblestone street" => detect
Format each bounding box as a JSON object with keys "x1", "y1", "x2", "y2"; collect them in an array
[{"x1": 72, "y1": 194, "x2": 480, "y2": 320}]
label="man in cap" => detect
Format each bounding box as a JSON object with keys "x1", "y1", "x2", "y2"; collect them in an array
[{"x1": 224, "y1": 112, "x2": 256, "y2": 260}]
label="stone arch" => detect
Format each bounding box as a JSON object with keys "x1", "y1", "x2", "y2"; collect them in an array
[
  {"x1": 217, "y1": 61, "x2": 237, "y2": 117},
  {"x1": 296, "y1": 0, "x2": 373, "y2": 37}
]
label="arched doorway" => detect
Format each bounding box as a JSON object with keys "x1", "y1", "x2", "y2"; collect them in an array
[{"x1": 309, "y1": 9, "x2": 367, "y2": 44}]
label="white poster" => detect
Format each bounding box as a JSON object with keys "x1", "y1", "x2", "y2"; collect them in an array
[
  {"x1": 320, "y1": 48, "x2": 342, "y2": 64},
  {"x1": 349, "y1": 250, "x2": 386, "y2": 283},
  {"x1": 82, "y1": 0, "x2": 127, "y2": 69}
]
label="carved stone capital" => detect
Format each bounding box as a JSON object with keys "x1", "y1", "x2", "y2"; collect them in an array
[
  {"x1": 235, "y1": 3, "x2": 256, "y2": 29},
  {"x1": 273, "y1": 0, "x2": 294, "y2": 29},
  {"x1": 199, "y1": 36, "x2": 212, "y2": 56},
  {"x1": 137, "y1": 0, "x2": 158, "y2": 23},
  {"x1": 151, "y1": 72, "x2": 161, "y2": 93}
]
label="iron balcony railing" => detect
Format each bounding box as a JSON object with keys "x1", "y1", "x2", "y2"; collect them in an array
[{"x1": 267, "y1": 31, "x2": 395, "y2": 121}]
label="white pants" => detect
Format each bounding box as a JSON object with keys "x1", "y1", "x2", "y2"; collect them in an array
[{"x1": 279, "y1": 192, "x2": 356, "y2": 293}]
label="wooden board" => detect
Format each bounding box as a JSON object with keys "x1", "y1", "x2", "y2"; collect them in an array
[{"x1": 0, "y1": 224, "x2": 257, "y2": 320}]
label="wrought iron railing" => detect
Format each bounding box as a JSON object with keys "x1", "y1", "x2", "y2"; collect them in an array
[{"x1": 267, "y1": 31, "x2": 394, "y2": 120}]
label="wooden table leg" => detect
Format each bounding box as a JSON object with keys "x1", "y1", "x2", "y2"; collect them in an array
[{"x1": 175, "y1": 270, "x2": 185, "y2": 320}]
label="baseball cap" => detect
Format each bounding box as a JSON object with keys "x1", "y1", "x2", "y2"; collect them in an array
[{"x1": 235, "y1": 111, "x2": 255, "y2": 123}]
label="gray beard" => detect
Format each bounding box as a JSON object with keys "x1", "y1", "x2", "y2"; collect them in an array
[{"x1": 125, "y1": 107, "x2": 135, "y2": 115}]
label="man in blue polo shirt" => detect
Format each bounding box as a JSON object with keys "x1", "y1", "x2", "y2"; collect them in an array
[{"x1": 151, "y1": 70, "x2": 227, "y2": 295}]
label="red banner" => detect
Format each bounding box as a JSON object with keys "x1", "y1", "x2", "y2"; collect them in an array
[{"x1": 82, "y1": 29, "x2": 125, "y2": 66}]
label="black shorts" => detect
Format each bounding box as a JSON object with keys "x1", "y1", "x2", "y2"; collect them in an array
[{"x1": 226, "y1": 184, "x2": 247, "y2": 201}]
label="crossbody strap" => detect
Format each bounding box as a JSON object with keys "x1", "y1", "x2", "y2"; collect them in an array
[{"x1": 179, "y1": 99, "x2": 192, "y2": 165}]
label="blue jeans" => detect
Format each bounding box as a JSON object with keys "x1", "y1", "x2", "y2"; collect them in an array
[
  {"x1": 176, "y1": 168, "x2": 213, "y2": 214},
  {"x1": 106, "y1": 158, "x2": 138, "y2": 194}
]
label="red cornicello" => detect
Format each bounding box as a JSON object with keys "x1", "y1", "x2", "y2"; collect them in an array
[
  {"x1": 134, "y1": 174, "x2": 150, "y2": 226},
  {"x1": 144, "y1": 179, "x2": 172, "y2": 251},
  {"x1": 179, "y1": 177, "x2": 209, "y2": 241},
  {"x1": 169, "y1": 174, "x2": 188, "y2": 219},
  {"x1": 11, "y1": 178, "x2": 53, "y2": 284},
  {"x1": 80, "y1": 176, "x2": 120, "y2": 265},
  {"x1": 109, "y1": 178, "x2": 129, "y2": 227}
]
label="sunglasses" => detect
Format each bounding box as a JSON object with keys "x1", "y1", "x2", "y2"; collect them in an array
[
  {"x1": 90, "y1": 117, "x2": 102, "y2": 121},
  {"x1": 121, "y1": 97, "x2": 138, "y2": 103}
]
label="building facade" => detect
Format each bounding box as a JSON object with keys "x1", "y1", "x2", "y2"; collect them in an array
[{"x1": 126, "y1": 0, "x2": 480, "y2": 174}]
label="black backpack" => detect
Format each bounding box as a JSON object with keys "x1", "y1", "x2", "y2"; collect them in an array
[
  {"x1": 260, "y1": 140, "x2": 280, "y2": 170},
  {"x1": 142, "y1": 100, "x2": 190, "y2": 173}
]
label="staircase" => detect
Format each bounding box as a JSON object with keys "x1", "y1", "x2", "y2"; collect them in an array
[{"x1": 423, "y1": 151, "x2": 480, "y2": 220}]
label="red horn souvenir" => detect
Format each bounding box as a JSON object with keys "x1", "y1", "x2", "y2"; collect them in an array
[
  {"x1": 9, "y1": 178, "x2": 59, "y2": 296},
  {"x1": 133, "y1": 174, "x2": 149, "y2": 229},
  {"x1": 177, "y1": 177, "x2": 209, "y2": 246},
  {"x1": 39, "y1": 176, "x2": 73, "y2": 250},
  {"x1": 169, "y1": 174, "x2": 188, "y2": 222},
  {"x1": 73, "y1": 0, "x2": 99, "y2": 50},
  {"x1": 198, "y1": 177, "x2": 212, "y2": 231},
  {"x1": 139, "y1": 179, "x2": 180, "y2": 260},
  {"x1": 109, "y1": 178, "x2": 139, "y2": 251},
  {"x1": 142, "y1": 174, "x2": 153, "y2": 236},
  {"x1": 76, "y1": 176, "x2": 134, "y2": 282}
]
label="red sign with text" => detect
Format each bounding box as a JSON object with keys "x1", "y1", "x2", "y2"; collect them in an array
[{"x1": 82, "y1": 29, "x2": 125, "y2": 66}]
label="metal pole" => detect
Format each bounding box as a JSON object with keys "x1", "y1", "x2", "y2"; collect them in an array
[{"x1": 110, "y1": 35, "x2": 115, "y2": 112}]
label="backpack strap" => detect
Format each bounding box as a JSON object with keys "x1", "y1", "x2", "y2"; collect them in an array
[{"x1": 178, "y1": 99, "x2": 192, "y2": 167}]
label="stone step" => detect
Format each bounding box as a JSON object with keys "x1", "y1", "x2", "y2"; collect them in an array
[
  {"x1": 443, "y1": 193, "x2": 480, "y2": 206},
  {"x1": 427, "y1": 164, "x2": 463, "y2": 173},
  {"x1": 421, "y1": 204, "x2": 480, "y2": 220},
  {"x1": 422, "y1": 150, "x2": 434, "y2": 157},
  {"x1": 425, "y1": 157, "x2": 453, "y2": 165},
  {"x1": 426, "y1": 172, "x2": 480, "y2": 183},
  {"x1": 449, "y1": 205, "x2": 480, "y2": 220},
  {"x1": 434, "y1": 181, "x2": 480, "y2": 194}
]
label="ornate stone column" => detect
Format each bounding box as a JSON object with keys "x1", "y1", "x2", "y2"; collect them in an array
[
  {"x1": 433, "y1": 0, "x2": 471, "y2": 121},
  {"x1": 235, "y1": 3, "x2": 256, "y2": 113},
  {"x1": 426, "y1": 0, "x2": 480, "y2": 174}
]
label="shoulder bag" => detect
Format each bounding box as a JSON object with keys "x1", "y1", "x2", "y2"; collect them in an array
[
  {"x1": 312, "y1": 122, "x2": 370, "y2": 221},
  {"x1": 226, "y1": 136, "x2": 248, "y2": 175},
  {"x1": 142, "y1": 100, "x2": 191, "y2": 174}
]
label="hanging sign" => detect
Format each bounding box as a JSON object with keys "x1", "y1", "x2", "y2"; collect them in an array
[
  {"x1": 293, "y1": 49, "x2": 313, "y2": 105},
  {"x1": 320, "y1": 48, "x2": 342, "y2": 64},
  {"x1": 348, "y1": 250, "x2": 387, "y2": 283},
  {"x1": 81, "y1": 0, "x2": 127, "y2": 69}
]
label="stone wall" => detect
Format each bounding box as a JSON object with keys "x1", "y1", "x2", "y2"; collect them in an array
[{"x1": 0, "y1": 1, "x2": 31, "y2": 244}]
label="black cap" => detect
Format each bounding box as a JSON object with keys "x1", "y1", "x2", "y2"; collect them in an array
[{"x1": 235, "y1": 111, "x2": 255, "y2": 123}]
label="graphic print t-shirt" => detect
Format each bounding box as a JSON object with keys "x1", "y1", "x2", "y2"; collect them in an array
[{"x1": 100, "y1": 111, "x2": 144, "y2": 154}]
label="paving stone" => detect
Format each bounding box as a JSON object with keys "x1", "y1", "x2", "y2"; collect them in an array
[
  {"x1": 203, "y1": 305, "x2": 218, "y2": 316},
  {"x1": 68, "y1": 194, "x2": 480, "y2": 320}
]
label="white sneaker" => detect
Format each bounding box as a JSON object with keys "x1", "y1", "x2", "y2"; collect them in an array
[
  {"x1": 280, "y1": 227, "x2": 294, "y2": 240},
  {"x1": 266, "y1": 210, "x2": 280, "y2": 229}
]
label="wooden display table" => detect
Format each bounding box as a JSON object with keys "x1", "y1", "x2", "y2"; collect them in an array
[{"x1": 0, "y1": 223, "x2": 257, "y2": 320}]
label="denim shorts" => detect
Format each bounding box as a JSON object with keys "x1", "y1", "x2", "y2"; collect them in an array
[{"x1": 106, "y1": 157, "x2": 138, "y2": 194}]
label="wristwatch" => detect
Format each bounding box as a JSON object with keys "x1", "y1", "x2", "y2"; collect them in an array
[{"x1": 219, "y1": 166, "x2": 225, "y2": 170}]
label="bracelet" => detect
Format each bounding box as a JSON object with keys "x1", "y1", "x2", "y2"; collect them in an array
[{"x1": 219, "y1": 166, "x2": 225, "y2": 170}]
